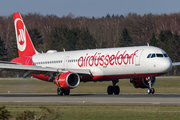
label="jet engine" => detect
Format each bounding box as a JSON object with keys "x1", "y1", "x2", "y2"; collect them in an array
[
  {"x1": 55, "y1": 72, "x2": 80, "y2": 89},
  {"x1": 130, "y1": 77, "x2": 156, "y2": 88}
]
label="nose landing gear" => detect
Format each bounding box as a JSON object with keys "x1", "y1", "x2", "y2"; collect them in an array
[
  {"x1": 146, "y1": 77, "x2": 155, "y2": 94},
  {"x1": 107, "y1": 79, "x2": 120, "y2": 95}
]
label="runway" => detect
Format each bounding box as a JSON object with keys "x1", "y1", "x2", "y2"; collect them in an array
[{"x1": 0, "y1": 93, "x2": 180, "y2": 105}]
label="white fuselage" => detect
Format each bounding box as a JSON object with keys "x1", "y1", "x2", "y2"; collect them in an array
[{"x1": 32, "y1": 46, "x2": 172, "y2": 81}]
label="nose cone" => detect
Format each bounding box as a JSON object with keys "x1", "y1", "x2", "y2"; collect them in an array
[{"x1": 160, "y1": 58, "x2": 172, "y2": 73}]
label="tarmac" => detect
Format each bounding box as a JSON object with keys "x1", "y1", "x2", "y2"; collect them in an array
[{"x1": 0, "y1": 93, "x2": 180, "y2": 105}]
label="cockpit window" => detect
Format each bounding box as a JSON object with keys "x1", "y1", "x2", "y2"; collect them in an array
[
  {"x1": 164, "y1": 54, "x2": 168, "y2": 57},
  {"x1": 147, "y1": 53, "x2": 169, "y2": 59},
  {"x1": 156, "y1": 54, "x2": 163, "y2": 57},
  {"x1": 151, "y1": 54, "x2": 156, "y2": 58},
  {"x1": 147, "y1": 54, "x2": 151, "y2": 58}
]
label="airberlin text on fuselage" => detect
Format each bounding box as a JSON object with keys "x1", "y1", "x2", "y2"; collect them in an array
[{"x1": 78, "y1": 50, "x2": 138, "y2": 67}]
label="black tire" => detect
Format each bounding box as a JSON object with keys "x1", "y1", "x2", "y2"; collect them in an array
[
  {"x1": 114, "y1": 86, "x2": 120, "y2": 95},
  {"x1": 107, "y1": 86, "x2": 114, "y2": 95},
  {"x1": 57, "y1": 88, "x2": 64, "y2": 95},
  {"x1": 64, "y1": 89, "x2": 70, "y2": 95},
  {"x1": 147, "y1": 88, "x2": 151, "y2": 94},
  {"x1": 151, "y1": 88, "x2": 155, "y2": 94}
]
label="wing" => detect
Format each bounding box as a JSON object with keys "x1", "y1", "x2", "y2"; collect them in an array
[
  {"x1": 172, "y1": 62, "x2": 180, "y2": 66},
  {"x1": 0, "y1": 62, "x2": 91, "y2": 80}
]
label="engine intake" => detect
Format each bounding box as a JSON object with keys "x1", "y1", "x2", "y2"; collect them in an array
[
  {"x1": 55, "y1": 72, "x2": 80, "y2": 89},
  {"x1": 131, "y1": 77, "x2": 156, "y2": 88}
]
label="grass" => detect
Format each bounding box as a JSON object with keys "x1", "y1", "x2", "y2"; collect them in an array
[
  {"x1": 1, "y1": 104, "x2": 180, "y2": 120},
  {"x1": 0, "y1": 77, "x2": 180, "y2": 93}
]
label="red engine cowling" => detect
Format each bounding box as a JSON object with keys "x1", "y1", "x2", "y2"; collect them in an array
[
  {"x1": 55, "y1": 72, "x2": 80, "y2": 89},
  {"x1": 131, "y1": 77, "x2": 156, "y2": 88}
]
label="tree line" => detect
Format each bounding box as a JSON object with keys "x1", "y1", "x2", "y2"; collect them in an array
[{"x1": 0, "y1": 12, "x2": 180, "y2": 76}]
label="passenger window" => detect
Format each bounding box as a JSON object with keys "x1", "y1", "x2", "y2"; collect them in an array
[
  {"x1": 156, "y1": 54, "x2": 163, "y2": 57},
  {"x1": 147, "y1": 54, "x2": 151, "y2": 58},
  {"x1": 151, "y1": 54, "x2": 156, "y2": 58}
]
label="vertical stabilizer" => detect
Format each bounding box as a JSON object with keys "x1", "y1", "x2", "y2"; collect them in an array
[{"x1": 13, "y1": 12, "x2": 38, "y2": 57}]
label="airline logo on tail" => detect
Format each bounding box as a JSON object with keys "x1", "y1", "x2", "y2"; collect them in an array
[
  {"x1": 13, "y1": 12, "x2": 38, "y2": 57},
  {"x1": 14, "y1": 18, "x2": 26, "y2": 52}
]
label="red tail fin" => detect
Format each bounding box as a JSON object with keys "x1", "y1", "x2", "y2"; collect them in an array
[{"x1": 13, "y1": 12, "x2": 38, "y2": 57}]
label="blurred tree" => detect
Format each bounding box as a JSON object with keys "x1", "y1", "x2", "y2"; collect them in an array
[
  {"x1": 48, "y1": 26, "x2": 96, "y2": 51},
  {"x1": 47, "y1": 26, "x2": 65, "y2": 51},
  {"x1": 8, "y1": 38, "x2": 18, "y2": 61},
  {"x1": 75, "y1": 28, "x2": 96, "y2": 50},
  {"x1": 158, "y1": 30, "x2": 173, "y2": 54},
  {"x1": 111, "y1": 14, "x2": 115, "y2": 18},
  {"x1": 0, "y1": 36, "x2": 8, "y2": 61},
  {"x1": 149, "y1": 33, "x2": 158, "y2": 46},
  {"x1": 106, "y1": 14, "x2": 111, "y2": 18},
  {"x1": 28, "y1": 28, "x2": 43, "y2": 52},
  {"x1": 119, "y1": 28, "x2": 132, "y2": 47},
  {"x1": 119, "y1": 14, "x2": 124, "y2": 19}
]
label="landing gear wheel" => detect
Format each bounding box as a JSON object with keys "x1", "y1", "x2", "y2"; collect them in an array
[
  {"x1": 147, "y1": 88, "x2": 155, "y2": 94},
  {"x1": 147, "y1": 88, "x2": 151, "y2": 94},
  {"x1": 151, "y1": 88, "x2": 155, "y2": 94},
  {"x1": 57, "y1": 88, "x2": 64, "y2": 95},
  {"x1": 114, "y1": 86, "x2": 120, "y2": 95},
  {"x1": 64, "y1": 89, "x2": 70, "y2": 95},
  {"x1": 107, "y1": 86, "x2": 114, "y2": 95}
]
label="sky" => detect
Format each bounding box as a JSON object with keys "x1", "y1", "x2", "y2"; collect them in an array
[{"x1": 0, "y1": 0, "x2": 180, "y2": 18}]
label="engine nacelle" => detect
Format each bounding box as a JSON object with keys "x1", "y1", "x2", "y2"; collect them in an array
[
  {"x1": 55, "y1": 72, "x2": 80, "y2": 89},
  {"x1": 131, "y1": 77, "x2": 156, "y2": 88}
]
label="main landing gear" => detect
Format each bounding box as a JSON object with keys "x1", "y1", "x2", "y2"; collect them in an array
[
  {"x1": 57, "y1": 87, "x2": 70, "y2": 95},
  {"x1": 107, "y1": 79, "x2": 120, "y2": 95},
  {"x1": 146, "y1": 77, "x2": 155, "y2": 94}
]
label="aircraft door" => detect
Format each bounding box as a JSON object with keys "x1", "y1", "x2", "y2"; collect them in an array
[
  {"x1": 135, "y1": 49, "x2": 144, "y2": 66},
  {"x1": 64, "y1": 56, "x2": 69, "y2": 69},
  {"x1": 103, "y1": 53, "x2": 109, "y2": 68}
]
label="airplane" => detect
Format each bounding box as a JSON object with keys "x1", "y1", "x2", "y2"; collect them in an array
[{"x1": 0, "y1": 12, "x2": 179, "y2": 95}]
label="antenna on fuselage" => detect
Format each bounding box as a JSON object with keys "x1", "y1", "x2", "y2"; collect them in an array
[
  {"x1": 63, "y1": 48, "x2": 65, "y2": 52},
  {"x1": 147, "y1": 42, "x2": 149, "y2": 47}
]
